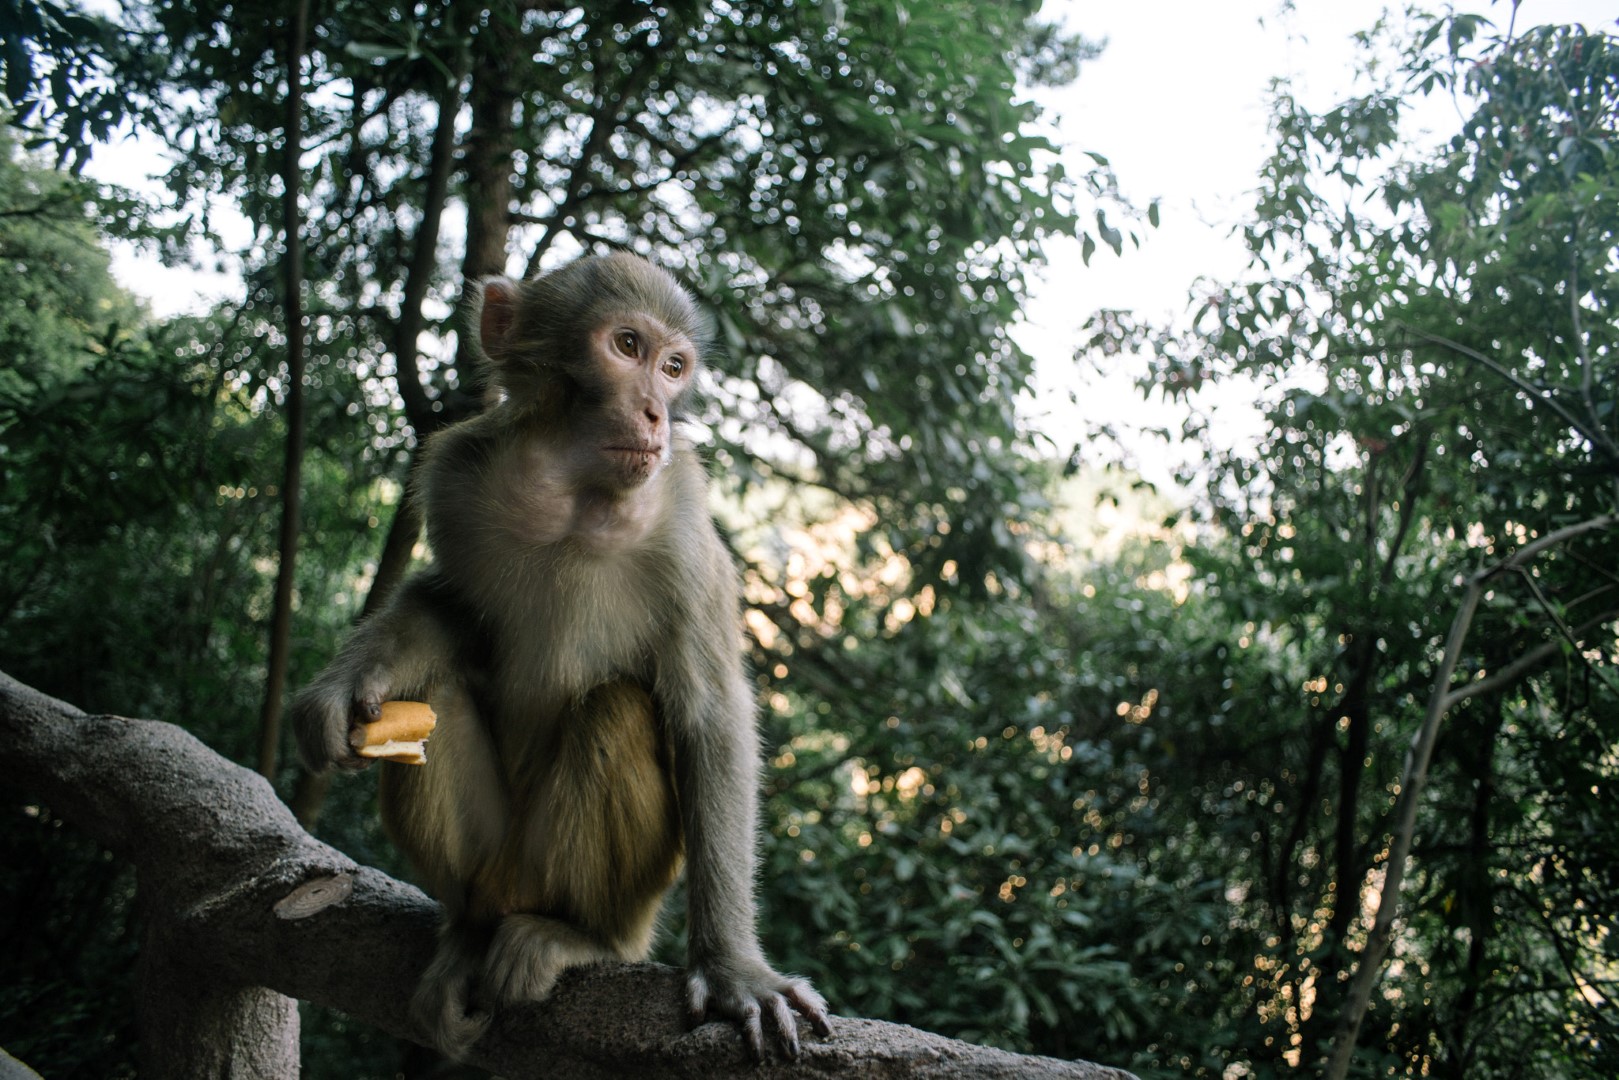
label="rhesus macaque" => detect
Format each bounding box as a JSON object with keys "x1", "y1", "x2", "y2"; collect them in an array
[{"x1": 293, "y1": 252, "x2": 831, "y2": 1059}]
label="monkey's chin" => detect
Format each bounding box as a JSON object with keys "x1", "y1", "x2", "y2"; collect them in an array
[{"x1": 601, "y1": 446, "x2": 664, "y2": 487}]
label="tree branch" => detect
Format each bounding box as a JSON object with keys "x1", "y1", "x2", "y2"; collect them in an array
[
  {"x1": 1378, "y1": 431, "x2": 1429, "y2": 587},
  {"x1": 0, "y1": 671, "x2": 1133, "y2": 1080},
  {"x1": 1442, "y1": 608, "x2": 1619, "y2": 709},
  {"x1": 392, "y1": 51, "x2": 470, "y2": 433},
  {"x1": 1399, "y1": 324, "x2": 1618, "y2": 463},
  {"x1": 521, "y1": 23, "x2": 673, "y2": 275}
]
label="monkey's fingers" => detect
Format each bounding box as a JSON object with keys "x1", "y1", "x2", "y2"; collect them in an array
[
  {"x1": 339, "y1": 697, "x2": 382, "y2": 760},
  {"x1": 783, "y1": 980, "x2": 834, "y2": 1038},
  {"x1": 292, "y1": 689, "x2": 367, "y2": 772},
  {"x1": 685, "y1": 971, "x2": 767, "y2": 1058},
  {"x1": 766, "y1": 992, "x2": 800, "y2": 1059},
  {"x1": 349, "y1": 696, "x2": 384, "y2": 726},
  {"x1": 688, "y1": 968, "x2": 828, "y2": 1060}
]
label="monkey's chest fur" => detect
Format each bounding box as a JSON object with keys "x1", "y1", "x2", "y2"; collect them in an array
[{"x1": 486, "y1": 542, "x2": 663, "y2": 702}]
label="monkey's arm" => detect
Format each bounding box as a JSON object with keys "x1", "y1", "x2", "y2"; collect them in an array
[
  {"x1": 292, "y1": 573, "x2": 466, "y2": 773},
  {"x1": 661, "y1": 548, "x2": 832, "y2": 1058}
]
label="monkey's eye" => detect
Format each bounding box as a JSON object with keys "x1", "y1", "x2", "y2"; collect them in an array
[
  {"x1": 613, "y1": 330, "x2": 639, "y2": 356},
  {"x1": 662, "y1": 356, "x2": 686, "y2": 379}
]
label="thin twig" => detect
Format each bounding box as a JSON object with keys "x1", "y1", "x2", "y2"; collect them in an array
[{"x1": 1512, "y1": 570, "x2": 1619, "y2": 698}]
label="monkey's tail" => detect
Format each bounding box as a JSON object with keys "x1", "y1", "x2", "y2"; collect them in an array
[{"x1": 413, "y1": 924, "x2": 494, "y2": 1060}]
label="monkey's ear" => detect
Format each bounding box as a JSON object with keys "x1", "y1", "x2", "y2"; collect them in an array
[{"x1": 478, "y1": 277, "x2": 520, "y2": 360}]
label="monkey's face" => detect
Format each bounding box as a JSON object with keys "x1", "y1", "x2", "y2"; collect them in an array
[
  {"x1": 476, "y1": 256, "x2": 709, "y2": 494},
  {"x1": 571, "y1": 312, "x2": 697, "y2": 490}
]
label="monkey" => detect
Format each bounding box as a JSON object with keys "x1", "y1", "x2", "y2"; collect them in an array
[{"x1": 292, "y1": 252, "x2": 831, "y2": 1060}]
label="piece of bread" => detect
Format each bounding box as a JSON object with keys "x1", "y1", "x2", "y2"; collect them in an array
[{"x1": 352, "y1": 700, "x2": 438, "y2": 765}]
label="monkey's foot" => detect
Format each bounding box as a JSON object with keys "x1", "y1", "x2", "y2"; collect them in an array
[
  {"x1": 687, "y1": 957, "x2": 834, "y2": 1060},
  {"x1": 481, "y1": 913, "x2": 617, "y2": 1004}
]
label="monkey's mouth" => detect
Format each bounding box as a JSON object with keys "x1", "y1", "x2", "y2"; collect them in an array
[{"x1": 603, "y1": 445, "x2": 664, "y2": 472}]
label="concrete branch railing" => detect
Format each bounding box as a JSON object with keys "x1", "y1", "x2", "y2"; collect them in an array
[{"x1": 0, "y1": 671, "x2": 1135, "y2": 1079}]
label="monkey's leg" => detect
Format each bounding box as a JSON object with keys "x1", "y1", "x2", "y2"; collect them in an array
[
  {"x1": 380, "y1": 681, "x2": 507, "y2": 902},
  {"x1": 480, "y1": 679, "x2": 684, "y2": 1006},
  {"x1": 480, "y1": 914, "x2": 621, "y2": 1003}
]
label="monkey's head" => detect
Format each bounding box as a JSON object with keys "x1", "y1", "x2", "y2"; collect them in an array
[{"x1": 474, "y1": 253, "x2": 709, "y2": 490}]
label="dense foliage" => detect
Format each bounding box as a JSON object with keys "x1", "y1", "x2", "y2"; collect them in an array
[{"x1": 1, "y1": 3, "x2": 1614, "y2": 1079}]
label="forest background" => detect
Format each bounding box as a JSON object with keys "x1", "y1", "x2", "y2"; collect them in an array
[{"x1": 1, "y1": 1, "x2": 1616, "y2": 1077}]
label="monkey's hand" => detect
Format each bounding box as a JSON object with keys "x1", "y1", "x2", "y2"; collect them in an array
[
  {"x1": 290, "y1": 670, "x2": 393, "y2": 773},
  {"x1": 686, "y1": 957, "x2": 833, "y2": 1060}
]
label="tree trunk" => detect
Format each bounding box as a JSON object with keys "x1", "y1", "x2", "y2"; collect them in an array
[
  {"x1": 390, "y1": 35, "x2": 470, "y2": 434},
  {"x1": 453, "y1": 1, "x2": 523, "y2": 388},
  {"x1": 255, "y1": 0, "x2": 313, "y2": 780}
]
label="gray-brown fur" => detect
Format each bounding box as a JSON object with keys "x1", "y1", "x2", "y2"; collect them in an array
[{"x1": 291, "y1": 253, "x2": 830, "y2": 1061}]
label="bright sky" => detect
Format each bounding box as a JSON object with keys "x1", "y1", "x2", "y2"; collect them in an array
[{"x1": 97, "y1": 0, "x2": 1619, "y2": 483}]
